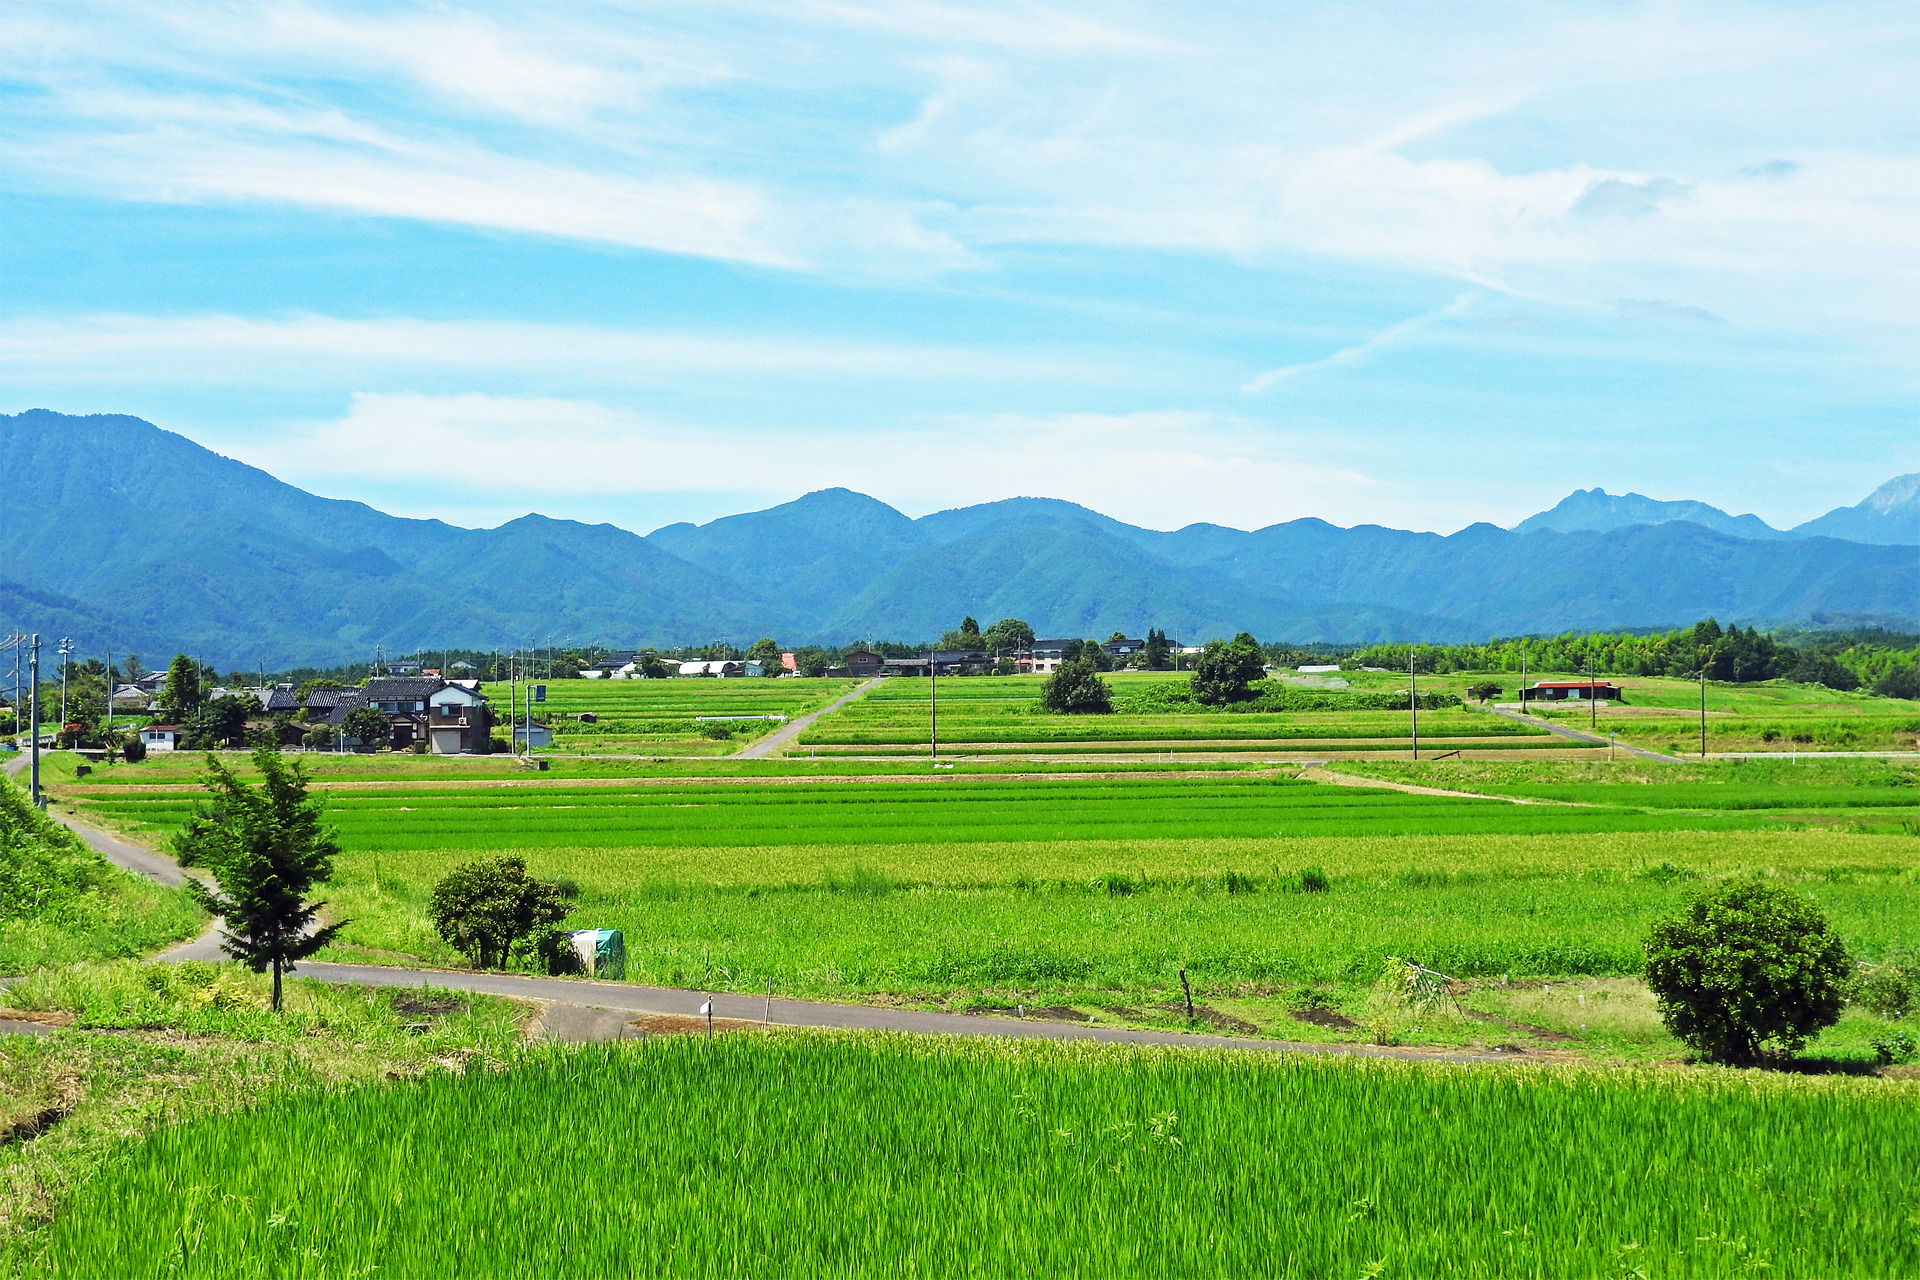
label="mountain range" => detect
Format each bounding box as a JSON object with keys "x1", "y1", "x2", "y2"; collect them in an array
[{"x1": 2, "y1": 409, "x2": 1915, "y2": 668}]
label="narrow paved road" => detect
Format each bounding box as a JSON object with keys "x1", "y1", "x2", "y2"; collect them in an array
[
  {"x1": 733, "y1": 677, "x2": 880, "y2": 759},
  {"x1": 1484, "y1": 705, "x2": 1679, "y2": 762}
]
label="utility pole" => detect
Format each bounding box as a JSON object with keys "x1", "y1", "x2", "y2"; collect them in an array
[
  {"x1": 105, "y1": 649, "x2": 113, "y2": 744},
  {"x1": 1588, "y1": 651, "x2": 1597, "y2": 733},
  {"x1": 57, "y1": 637, "x2": 73, "y2": 733},
  {"x1": 1409, "y1": 642, "x2": 1420, "y2": 761},
  {"x1": 928, "y1": 647, "x2": 938, "y2": 760},
  {"x1": 1699, "y1": 658, "x2": 1709, "y2": 759},
  {"x1": 1519, "y1": 644, "x2": 1528, "y2": 711},
  {"x1": 28, "y1": 635, "x2": 42, "y2": 808}
]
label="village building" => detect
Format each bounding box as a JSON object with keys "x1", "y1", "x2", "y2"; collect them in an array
[
  {"x1": 325, "y1": 676, "x2": 493, "y2": 753},
  {"x1": 883, "y1": 649, "x2": 992, "y2": 677},
  {"x1": 138, "y1": 725, "x2": 182, "y2": 752},
  {"x1": 1521, "y1": 681, "x2": 1627, "y2": 703}
]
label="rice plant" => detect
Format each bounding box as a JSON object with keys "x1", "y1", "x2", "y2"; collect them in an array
[{"x1": 30, "y1": 1033, "x2": 1920, "y2": 1278}]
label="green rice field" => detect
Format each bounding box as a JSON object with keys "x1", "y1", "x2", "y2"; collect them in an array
[
  {"x1": 515, "y1": 675, "x2": 860, "y2": 753},
  {"x1": 69, "y1": 774, "x2": 1780, "y2": 852},
  {"x1": 793, "y1": 673, "x2": 1582, "y2": 756},
  {"x1": 31, "y1": 1033, "x2": 1920, "y2": 1279}
]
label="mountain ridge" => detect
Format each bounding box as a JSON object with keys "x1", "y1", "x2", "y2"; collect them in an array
[{"x1": 2, "y1": 410, "x2": 1914, "y2": 666}]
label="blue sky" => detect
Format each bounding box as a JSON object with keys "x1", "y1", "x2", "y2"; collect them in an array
[{"x1": 3, "y1": 1, "x2": 1915, "y2": 535}]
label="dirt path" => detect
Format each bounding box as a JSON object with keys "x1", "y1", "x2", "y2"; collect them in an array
[
  {"x1": 733, "y1": 677, "x2": 881, "y2": 759},
  {"x1": 1300, "y1": 766, "x2": 1588, "y2": 806},
  {"x1": 1483, "y1": 706, "x2": 1679, "y2": 762}
]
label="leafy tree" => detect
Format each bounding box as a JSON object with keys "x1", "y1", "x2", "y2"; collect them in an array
[
  {"x1": 636, "y1": 649, "x2": 672, "y2": 679},
  {"x1": 173, "y1": 743, "x2": 345, "y2": 1010},
  {"x1": 1040, "y1": 659, "x2": 1112, "y2": 714},
  {"x1": 343, "y1": 705, "x2": 391, "y2": 749},
  {"x1": 1190, "y1": 636, "x2": 1266, "y2": 705},
  {"x1": 198, "y1": 693, "x2": 253, "y2": 749},
  {"x1": 1875, "y1": 664, "x2": 1920, "y2": 700},
  {"x1": 120, "y1": 732, "x2": 147, "y2": 763},
  {"x1": 1466, "y1": 681, "x2": 1504, "y2": 704},
  {"x1": 1643, "y1": 880, "x2": 1851, "y2": 1064},
  {"x1": 794, "y1": 646, "x2": 831, "y2": 677},
  {"x1": 428, "y1": 855, "x2": 573, "y2": 970},
  {"x1": 1142, "y1": 628, "x2": 1172, "y2": 671},
  {"x1": 960, "y1": 617, "x2": 980, "y2": 637},
  {"x1": 1060, "y1": 639, "x2": 1085, "y2": 663},
  {"x1": 1079, "y1": 639, "x2": 1114, "y2": 672},
  {"x1": 295, "y1": 678, "x2": 346, "y2": 702},
  {"x1": 745, "y1": 637, "x2": 783, "y2": 675},
  {"x1": 982, "y1": 619, "x2": 1034, "y2": 652},
  {"x1": 158, "y1": 653, "x2": 200, "y2": 722}
]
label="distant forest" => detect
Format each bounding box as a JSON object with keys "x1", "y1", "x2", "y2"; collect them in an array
[{"x1": 1339, "y1": 620, "x2": 1920, "y2": 698}]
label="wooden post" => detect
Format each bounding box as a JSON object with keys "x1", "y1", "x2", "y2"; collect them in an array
[{"x1": 1179, "y1": 969, "x2": 1194, "y2": 1021}]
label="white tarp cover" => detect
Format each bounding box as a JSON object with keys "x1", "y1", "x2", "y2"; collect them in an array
[{"x1": 568, "y1": 929, "x2": 626, "y2": 979}]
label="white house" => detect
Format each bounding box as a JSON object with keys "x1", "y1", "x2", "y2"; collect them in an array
[
  {"x1": 139, "y1": 725, "x2": 182, "y2": 752},
  {"x1": 676, "y1": 660, "x2": 763, "y2": 677},
  {"x1": 426, "y1": 683, "x2": 490, "y2": 755}
]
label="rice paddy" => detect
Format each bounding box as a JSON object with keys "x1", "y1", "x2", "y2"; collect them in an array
[{"x1": 31, "y1": 1033, "x2": 1920, "y2": 1279}]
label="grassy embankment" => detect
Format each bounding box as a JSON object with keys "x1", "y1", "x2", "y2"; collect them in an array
[
  {"x1": 29, "y1": 1032, "x2": 1920, "y2": 1279},
  {"x1": 0, "y1": 765, "x2": 200, "y2": 971}
]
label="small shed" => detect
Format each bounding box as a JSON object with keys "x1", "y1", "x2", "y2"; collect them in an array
[
  {"x1": 139, "y1": 725, "x2": 182, "y2": 752},
  {"x1": 1522, "y1": 681, "x2": 1626, "y2": 703}
]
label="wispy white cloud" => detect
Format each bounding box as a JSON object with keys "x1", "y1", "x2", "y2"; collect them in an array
[
  {"x1": 1242, "y1": 293, "x2": 1478, "y2": 393},
  {"x1": 217, "y1": 392, "x2": 1380, "y2": 534},
  {"x1": 0, "y1": 312, "x2": 1122, "y2": 386}
]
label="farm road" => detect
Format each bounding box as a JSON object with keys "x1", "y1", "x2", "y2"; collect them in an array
[
  {"x1": 733, "y1": 677, "x2": 880, "y2": 759},
  {"x1": 8, "y1": 766, "x2": 1508, "y2": 1063},
  {"x1": 295, "y1": 960, "x2": 1513, "y2": 1063},
  {"x1": 1485, "y1": 706, "x2": 1678, "y2": 762}
]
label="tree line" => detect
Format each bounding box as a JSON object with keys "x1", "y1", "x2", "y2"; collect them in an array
[{"x1": 1342, "y1": 619, "x2": 1919, "y2": 698}]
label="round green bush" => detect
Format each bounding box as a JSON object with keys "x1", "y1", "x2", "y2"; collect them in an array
[{"x1": 1643, "y1": 880, "x2": 1851, "y2": 1064}]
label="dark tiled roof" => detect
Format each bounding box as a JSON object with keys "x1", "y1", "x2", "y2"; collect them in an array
[
  {"x1": 304, "y1": 689, "x2": 352, "y2": 709},
  {"x1": 324, "y1": 690, "x2": 370, "y2": 727},
  {"x1": 362, "y1": 677, "x2": 445, "y2": 700},
  {"x1": 261, "y1": 689, "x2": 300, "y2": 712}
]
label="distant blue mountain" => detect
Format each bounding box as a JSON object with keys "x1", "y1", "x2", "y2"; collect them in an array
[
  {"x1": 1510, "y1": 480, "x2": 1920, "y2": 546},
  {"x1": 2, "y1": 410, "x2": 1914, "y2": 666},
  {"x1": 1512, "y1": 488, "x2": 1789, "y2": 540}
]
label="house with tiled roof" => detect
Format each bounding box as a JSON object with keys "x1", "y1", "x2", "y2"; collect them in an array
[{"x1": 325, "y1": 676, "x2": 492, "y2": 753}]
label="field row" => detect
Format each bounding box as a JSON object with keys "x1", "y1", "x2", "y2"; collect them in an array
[{"x1": 72, "y1": 776, "x2": 1778, "y2": 853}]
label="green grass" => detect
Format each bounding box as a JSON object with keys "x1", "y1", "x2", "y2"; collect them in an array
[
  {"x1": 1331, "y1": 759, "x2": 1920, "y2": 829},
  {"x1": 313, "y1": 840, "x2": 1920, "y2": 1005},
  {"x1": 0, "y1": 963, "x2": 529, "y2": 1248},
  {"x1": 0, "y1": 771, "x2": 202, "y2": 971},
  {"x1": 797, "y1": 674, "x2": 1567, "y2": 752},
  {"x1": 67, "y1": 775, "x2": 1781, "y2": 852},
  {"x1": 28, "y1": 1033, "x2": 1920, "y2": 1278}
]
